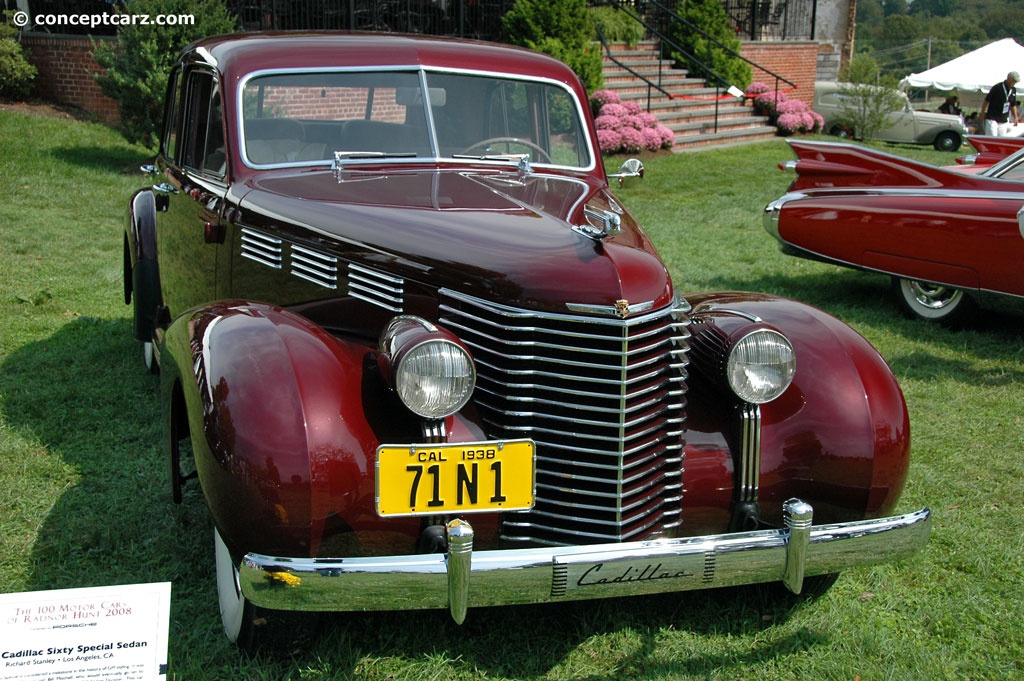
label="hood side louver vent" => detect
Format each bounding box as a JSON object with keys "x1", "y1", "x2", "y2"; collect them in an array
[
  {"x1": 291, "y1": 245, "x2": 338, "y2": 289},
  {"x1": 240, "y1": 228, "x2": 283, "y2": 269},
  {"x1": 348, "y1": 263, "x2": 405, "y2": 312}
]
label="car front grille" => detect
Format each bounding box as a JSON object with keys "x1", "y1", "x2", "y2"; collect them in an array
[{"x1": 439, "y1": 289, "x2": 691, "y2": 546}]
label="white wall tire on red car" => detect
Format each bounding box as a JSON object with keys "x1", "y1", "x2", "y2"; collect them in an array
[
  {"x1": 215, "y1": 527, "x2": 252, "y2": 646},
  {"x1": 893, "y1": 277, "x2": 976, "y2": 325}
]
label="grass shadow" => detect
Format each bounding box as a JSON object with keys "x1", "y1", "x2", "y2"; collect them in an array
[{"x1": 55, "y1": 144, "x2": 154, "y2": 176}]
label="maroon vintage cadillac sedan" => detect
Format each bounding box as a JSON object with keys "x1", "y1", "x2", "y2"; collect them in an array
[{"x1": 123, "y1": 33, "x2": 930, "y2": 649}]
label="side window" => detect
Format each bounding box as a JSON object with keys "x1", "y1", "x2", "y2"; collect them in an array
[
  {"x1": 180, "y1": 71, "x2": 226, "y2": 179},
  {"x1": 162, "y1": 69, "x2": 181, "y2": 163}
]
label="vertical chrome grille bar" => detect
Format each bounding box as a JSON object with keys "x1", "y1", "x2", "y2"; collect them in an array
[
  {"x1": 439, "y1": 289, "x2": 690, "y2": 546},
  {"x1": 739, "y1": 403, "x2": 762, "y2": 503}
]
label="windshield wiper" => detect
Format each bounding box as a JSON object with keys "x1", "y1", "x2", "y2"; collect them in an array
[{"x1": 452, "y1": 153, "x2": 528, "y2": 163}]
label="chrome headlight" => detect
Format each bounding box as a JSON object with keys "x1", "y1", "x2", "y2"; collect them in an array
[
  {"x1": 727, "y1": 329, "x2": 796, "y2": 404},
  {"x1": 378, "y1": 316, "x2": 476, "y2": 419}
]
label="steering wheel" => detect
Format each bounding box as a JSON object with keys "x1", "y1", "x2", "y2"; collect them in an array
[{"x1": 460, "y1": 137, "x2": 552, "y2": 163}]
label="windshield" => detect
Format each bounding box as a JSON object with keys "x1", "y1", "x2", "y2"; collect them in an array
[
  {"x1": 981, "y1": 147, "x2": 1024, "y2": 181},
  {"x1": 240, "y1": 69, "x2": 592, "y2": 169}
]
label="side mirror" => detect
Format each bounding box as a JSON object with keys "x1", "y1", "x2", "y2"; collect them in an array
[{"x1": 609, "y1": 158, "x2": 644, "y2": 187}]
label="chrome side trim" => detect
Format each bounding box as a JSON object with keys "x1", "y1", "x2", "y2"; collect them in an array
[{"x1": 238, "y1": 503, "x2": 931, "y2": 617}]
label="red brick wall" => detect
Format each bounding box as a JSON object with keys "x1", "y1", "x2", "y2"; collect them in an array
[
  {"x1": 740, "y1": 41, "x2": 818, "y2": 109},
  {"x1": 21, "y1": 34, "x2": 120, "y2": 126}
]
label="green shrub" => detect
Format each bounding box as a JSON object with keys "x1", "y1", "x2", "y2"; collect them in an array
[
  {"x1": 501, "y1": 0, "x2": 604, "y2": 93},
  {"x1": 0, "y1": 19, "x2": 37, "y2": 101},
  {"x1": 93, "y1": 0, "x2": 236, "y2": 148},
  {"x1": 836, "y1": 54, "x2": 904, "y2": 141},
  {"x1": 589, "y1": 5, "x2": 645, "y2": 48},
  {"x1": 668, "y1": 0, "x2": 751, "y2": 90}
]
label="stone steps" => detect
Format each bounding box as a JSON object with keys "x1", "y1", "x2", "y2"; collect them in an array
[{"x1": 599, "y1": 41, "x2": 778, "y2": 151}]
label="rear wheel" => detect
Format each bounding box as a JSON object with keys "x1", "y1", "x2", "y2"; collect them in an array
[
  {"x1": 829, "y1": 124, "x2": 851, "y2": 138},
  {"x1": 143, "y1": 341, "x2": 157, "y2": 374},
  {"x1": 893, "y1": 277, "x2": 976, "y2": 325},
  {"x1": 933, "y1": 131, "x2": 961, "y2": 152}
]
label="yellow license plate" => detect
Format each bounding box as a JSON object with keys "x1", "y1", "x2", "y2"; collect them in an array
[{"x1": 375, "y1": 440, "x2": 535, "y2": 517}]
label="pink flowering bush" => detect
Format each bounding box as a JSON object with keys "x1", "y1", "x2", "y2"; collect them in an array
[
  {"x1": 589, "y1": 90, "x2": 676, "y2": 153},
  {"x1": 619, "y1": 126, "x2": 645, "y2": 153},
  {"x1": 745, "y1": 82, "x2": 771, "y2": 96},
  {"x1": 589, "y1": 89, "x2": 620, "y2": 114},
  {"x1": 745, "y1": 81, "x2": 824, "y2": 135},
  {"x1": 597, "y1": 129, "x2": 624, "y2": 154}
]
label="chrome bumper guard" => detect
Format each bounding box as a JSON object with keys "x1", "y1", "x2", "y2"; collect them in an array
[{"x1": 238, "y1": 499, "x2": 931, "y2": 623}]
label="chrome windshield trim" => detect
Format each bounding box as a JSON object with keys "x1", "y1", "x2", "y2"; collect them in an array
[{"x1": 235, "y1": 65, "x2": 597, "y2": 172}]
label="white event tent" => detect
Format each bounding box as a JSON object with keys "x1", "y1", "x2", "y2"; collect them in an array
[{"x1": 900, "y1": 38, "x2": 1024, "y2": 94}]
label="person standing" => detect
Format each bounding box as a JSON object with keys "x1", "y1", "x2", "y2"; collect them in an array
[{"x1": 980, "y1": 71, "x2": 1020, "y2": 136}]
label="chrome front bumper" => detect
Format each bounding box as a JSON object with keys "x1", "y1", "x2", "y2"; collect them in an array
[{"x1": 238, "y1": 499, "x2": 931, "y2": 623}]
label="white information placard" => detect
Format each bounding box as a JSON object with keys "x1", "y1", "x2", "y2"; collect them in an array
[{"x1": 0, "y1": 582, "x2": 171, "y2": 681}]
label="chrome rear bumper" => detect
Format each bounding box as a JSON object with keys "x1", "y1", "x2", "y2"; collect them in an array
[{"x1": 238, "y1": 499, "x2": 931, "y2": 623}]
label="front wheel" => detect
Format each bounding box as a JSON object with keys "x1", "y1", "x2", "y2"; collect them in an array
[
  {"x1": 933, "y1": 131, "x2": 961, "y2": 152},
  {"x1": 215, "y1": 528, "x2": 258, "y2": 649},
  {"x1": 893, "y1": 277, "x2": 976, "y2": 325},
  {"x1": 214, "y1": 528, "x2": 320, "y2": 653}
]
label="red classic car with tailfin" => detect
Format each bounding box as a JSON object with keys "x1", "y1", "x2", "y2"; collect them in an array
[
  {"x1": 766, "y1": 139, "x2": 1024, "y2": 324},
  {"x1": 123, "y1": 33, "x2": 930, "y2": 649},
  {"x1": 954, "y1": 134, "x2": 1024, "y2": 171}
]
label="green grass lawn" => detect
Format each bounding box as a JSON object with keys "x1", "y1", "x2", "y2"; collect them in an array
[{"x1": 1, "y1": 108, "x2": 1021, "y2": 680}]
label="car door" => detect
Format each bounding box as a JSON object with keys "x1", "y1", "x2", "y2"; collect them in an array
[
  {"x1": 156, "y1": 67, "x2": 227, "y2": 321},
  {"x1": 879, "y1": 96, "x2": 917, "y2": 143}
]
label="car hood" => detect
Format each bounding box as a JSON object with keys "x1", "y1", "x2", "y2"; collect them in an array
[{"x1": 237, "y1": 167, "x2": 674, "y2": 313}]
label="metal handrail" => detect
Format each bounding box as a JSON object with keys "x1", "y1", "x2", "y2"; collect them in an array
[
  {"x1": 594, "y1": 25, "x2": 674, "y2": 112},
  {"x1": 601, "y1": 0, "x2": 797, "y2": 123}
]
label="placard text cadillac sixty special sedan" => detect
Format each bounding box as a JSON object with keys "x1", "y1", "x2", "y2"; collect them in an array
[{"x1": 122, "y1": 33, "x2": 931, "y2": 649}]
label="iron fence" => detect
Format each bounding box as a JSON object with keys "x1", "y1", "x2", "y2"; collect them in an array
[
  {"x1": 720, "y1": 0, "x2": 816, "y2": 41},
  {"x1": 9, "y1": 0, "x2": 814, "y2": 40},
  {"x1": 8, "y1": 0, "x2": 516, "y2": 38}
]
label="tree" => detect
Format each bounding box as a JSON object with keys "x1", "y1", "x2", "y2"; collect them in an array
[
  {"x1": 94, "y1": 0, "x2": 236, "y2": 147},
  {"x1": 668, "y1": 0, "x2": 751, "y2": 91},
  {"x1": 0, "y1": 18, "x2": 36, "y2": 100},
  {"x1": 501, "y1": 0, "x2": 604, "y2": 93},
  {"x1": 979, "y1": 8, "x2": 1024, "y2": 40},
  {"x1": 908, "y1": 0, "x2": 957, "y2": 17},
  {"x1": 836, "y1": 55, "x2": 904, "y2": 142}
]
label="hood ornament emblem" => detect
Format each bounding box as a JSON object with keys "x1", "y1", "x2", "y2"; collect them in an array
[{"x1": 566, "y1": 299, "x2": 655, "y2": 318}]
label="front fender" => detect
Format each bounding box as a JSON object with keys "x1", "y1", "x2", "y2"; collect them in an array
[
  {"x1": 160, "y1": 301, "x2": 408, "y2": 559},
  {"x1": 685, "y1": 292, "x2": 910, "y2": 525}
]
